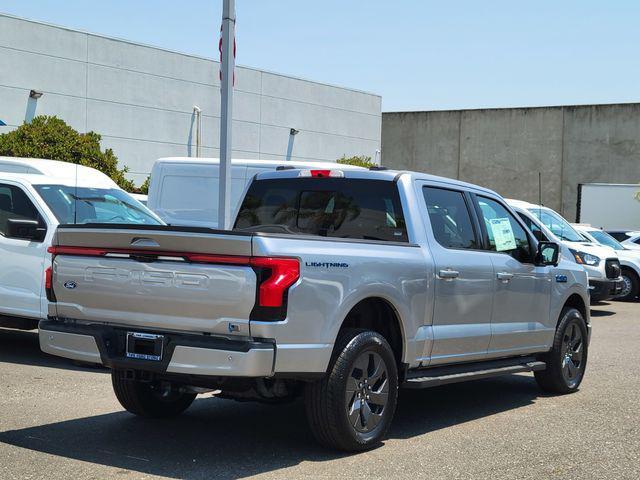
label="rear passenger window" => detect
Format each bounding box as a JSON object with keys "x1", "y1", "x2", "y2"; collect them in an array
[
  {"x1": 234, "y1": 178, "x2": 407, "y2": 242},
  {"x1": 423, "y1": 187, "x2": 479, "y2": 249},
  {"x1": 477, "y1": 197, "x2": 532, "y2": 263}
]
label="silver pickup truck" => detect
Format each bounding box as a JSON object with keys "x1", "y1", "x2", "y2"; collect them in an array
[{"x1": 39, "y1": 168, "x2": 590, "y2": 451}]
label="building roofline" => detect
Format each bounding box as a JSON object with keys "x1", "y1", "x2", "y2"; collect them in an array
[
  {"x1": 0, "y1": 11, "x2": 381, "y2": 99},
  {"x1": 383, "y1": 101, "x2": 640, "y2": 115}
]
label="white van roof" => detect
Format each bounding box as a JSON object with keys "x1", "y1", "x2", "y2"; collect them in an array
[
  {"x1": 154, "y1": 157, "x2": 367, "y2": 171},
  {"x1": 0, "y1": 156, "x2": 119, "y2": 188}
]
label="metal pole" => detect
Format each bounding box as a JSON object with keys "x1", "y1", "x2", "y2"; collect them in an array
[
  {"x1": 193, "y1": 105, "x2": 201, "y2": 157},
  {"x1": 218, "y1": 0, "x2": 235, "y2": 229}
]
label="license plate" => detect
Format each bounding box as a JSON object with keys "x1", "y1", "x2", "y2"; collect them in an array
[{"x1": 126, "y1": 332, "x2": 164, "y2": 361}]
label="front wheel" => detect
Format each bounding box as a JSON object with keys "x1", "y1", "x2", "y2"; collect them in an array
[
  {"x1": 535, "y1": 308, "x2": 588, "y2": 394},
  {"x1": 305, "y1": 329, "x2": 398, "y2": 451},
  {"x1": 618, "y1": 269, "x2": 639, "y2": 301},
  {"x1": 111, "y1": 369, "x2": 196, "y2": 418}
]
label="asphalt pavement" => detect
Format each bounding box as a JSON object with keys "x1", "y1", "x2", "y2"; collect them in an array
[{"x1": 1, "y1": 301, "x2": 638, "y2": 479}]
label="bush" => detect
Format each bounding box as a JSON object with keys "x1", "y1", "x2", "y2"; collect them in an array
[
  {"x1": 138, "y1": 176, "x2": 151, "y2": 195},
  {"x1": 336, "y1": 155, "x2": 376, "y2": 169},
  {"x1": 0, "y1": 115, "x2": 136, "y2": 191}
]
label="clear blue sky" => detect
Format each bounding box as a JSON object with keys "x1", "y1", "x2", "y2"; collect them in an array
[{"x1": 3, "y1": 0, "x2": 639, "y2": 111}]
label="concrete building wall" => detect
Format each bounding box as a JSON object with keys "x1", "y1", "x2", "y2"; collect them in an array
[
  {"x1": 382, "y1": 103, "x2": 640, "y2": 220},
  {"x1": 0, "y1": 14, "x2": 381, "y2": 185}
]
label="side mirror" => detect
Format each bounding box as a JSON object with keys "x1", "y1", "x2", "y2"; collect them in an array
[
  {"x1": 6, "y1": 219, "x2": 46, "y2": 241},
  {"x1": 535, "y1": 241, "x2": 560, "y2": 266}
]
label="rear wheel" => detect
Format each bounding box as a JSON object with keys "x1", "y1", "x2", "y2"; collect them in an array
[
  {"x1": 535, "y1": 308, "x2": 588, "y2": 394},
  {"x1": 618, "y1": 268, "x2": 639, "y2": 301},
  {"x1": 305, "y1": 329, "x2": 398, "y2": 451},
  {"x1": 111, "y1": 369, "x2": 196, "y2": 418}
]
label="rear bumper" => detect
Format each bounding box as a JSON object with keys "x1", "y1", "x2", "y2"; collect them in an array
[
  {"x1": 39, "y1": 319, "x2": 275, "y2": 378},
  {"x1": 588, "y1": 277, "x2": 624, "y2": 303}
]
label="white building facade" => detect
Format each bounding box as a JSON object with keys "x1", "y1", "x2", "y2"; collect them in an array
[{"x1": 0, "y1": 14, "x2": 381, "y2": 185}]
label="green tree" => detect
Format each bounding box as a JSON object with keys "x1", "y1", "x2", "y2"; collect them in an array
[
  {"x1": 0, "y1": 115, "x2": 136, "y2": 191},
  {"x1": 336, "y1": 155, "x2": 376, "y2": 169},
  {"x1": 138, "y1": 176, "x2": 151, "y2": 195}
]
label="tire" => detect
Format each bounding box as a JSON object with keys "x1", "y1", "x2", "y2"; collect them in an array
[
  {"x1": 618, "y1": 268, "x2": 639, "y2": 302},
  {"x1": 304, "y1": 329, "x2": 399, "y2": 452},
  {"x1": 535, "y1": 308, "x2": 588, "y2": 394},
  {"x1": 111, "y1": 369, "x2": 196, "y2": 418}
]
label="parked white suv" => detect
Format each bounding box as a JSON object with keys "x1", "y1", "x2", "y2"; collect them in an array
[
  {"x1": 574, "y1": 225, "x2": 640, "y2": 301},
  {"x1": 0, "y1": 157, "x2": 163, "y2": 330},
  {"x1": 507, "y1": 199, "x2": 623, "y2": 303},
  {"x1": 606, "y1": 230, "x2": 640, "y2": 251}
]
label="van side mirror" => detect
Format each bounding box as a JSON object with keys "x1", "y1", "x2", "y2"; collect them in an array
[
  {"x1": 6, "y1": 219, "x2": 46, "y2": 241},
  {"x1": 535, "y1": 241, "x2": 560, "y2": 266}
]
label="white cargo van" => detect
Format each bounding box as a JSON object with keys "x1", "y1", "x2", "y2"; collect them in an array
[
  {"x1": 147, "y1": 157, "x2": 365, "y2": 228},
  {"x1": 0, "y1": 157, "x2": 163, "y2": 330},
  {"x1": 577, "y1": 183, "x2": 640, "y2": 230}
]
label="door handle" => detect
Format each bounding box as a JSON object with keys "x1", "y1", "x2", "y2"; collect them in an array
[
  {"x1": 438, "y1": 269, "x2": 459, "y2": 280},
  {"x1": 496, "y1": 272, "x2": 514, "y2": 282}
]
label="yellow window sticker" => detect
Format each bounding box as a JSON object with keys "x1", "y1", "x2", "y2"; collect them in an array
[{"x1": 489, "y1": 218, "x2": 516, "y2": 251}]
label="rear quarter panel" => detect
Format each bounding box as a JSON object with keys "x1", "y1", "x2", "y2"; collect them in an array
[{"x1": 250, "y1": 235, "x2": 432, "y2": 369}]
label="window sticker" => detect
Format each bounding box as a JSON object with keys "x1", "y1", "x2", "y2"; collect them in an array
[{"x1": 489, "y1": 218, "x2": 516, "y2": 251}]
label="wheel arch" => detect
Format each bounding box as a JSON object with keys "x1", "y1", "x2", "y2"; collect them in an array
[
  {"x1": 337, "y1": 296, "x2": 406, "y2": 368},
  {"x1": 563, "y1": 293, "x2": 588, "y2": 324},
  {"x1": 620, "y1": 262, "x2": 640, "y2": 279}
]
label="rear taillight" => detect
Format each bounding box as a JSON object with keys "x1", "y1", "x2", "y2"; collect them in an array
[
  {"x1": 44, "y1": 266, "x2": 55, "y2": 302},
  {"x1": 251, "y1": 257, "x2": 300, "y2": 307},
  {"x1": 44, "y1": 266, "x2": 52, "y2": 290},
  {"x1": 250, "y1": 257, "x2": 299, "y2": 320}
]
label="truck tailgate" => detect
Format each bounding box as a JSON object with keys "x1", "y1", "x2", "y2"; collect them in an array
[{"x1": 49, "y1": 225, "x2": 257, "y2": 336}]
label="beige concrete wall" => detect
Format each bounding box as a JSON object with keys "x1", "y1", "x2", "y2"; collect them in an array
[{"x1": 382, "y1": 103, "x2": 640, "y2": 220}]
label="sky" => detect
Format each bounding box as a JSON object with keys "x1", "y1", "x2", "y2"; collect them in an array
[{"x1": 2, "y1": 0, "x2": 640, "y2": 111}]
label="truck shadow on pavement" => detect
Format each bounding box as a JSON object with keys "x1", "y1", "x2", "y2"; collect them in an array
[
  {"x1": 0, "y1": 375, "x2": 541, "y2": 479},
  {"x1": 0, "y1": 328, "x2": 107, "y2": 373}
]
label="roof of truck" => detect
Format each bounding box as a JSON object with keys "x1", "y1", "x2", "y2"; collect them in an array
[
  {"x1": 0, "y1": 157, "x2": 118, "y2": 188},
  {"x1": 253, "y1": 167, "x2": 499, "y2": 196}
]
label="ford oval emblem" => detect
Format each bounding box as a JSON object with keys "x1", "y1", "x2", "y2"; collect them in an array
[{"x1": 63, "y1": 281, "x2": 77, "y2": 290}]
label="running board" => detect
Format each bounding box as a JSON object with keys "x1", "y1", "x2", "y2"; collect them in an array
[{"x1": 403, "y1": 356, "x2": 546, "y2": 389}]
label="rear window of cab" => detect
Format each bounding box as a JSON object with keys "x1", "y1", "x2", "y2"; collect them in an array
[{"x1": 234, "y1": 178, "x2": 408, "y2": 242}]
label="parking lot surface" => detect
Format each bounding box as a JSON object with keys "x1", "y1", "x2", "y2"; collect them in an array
[{"x1": 1, "y1": 302, "x2": 639, "y2": 480}]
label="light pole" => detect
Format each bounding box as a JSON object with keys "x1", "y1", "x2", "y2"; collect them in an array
[
  {"x1": 193, "y1": 105, "x2": 202, "y2": 158},
  {"x1": 218, "y1": 0, "x2": 235, "y2": 230}
]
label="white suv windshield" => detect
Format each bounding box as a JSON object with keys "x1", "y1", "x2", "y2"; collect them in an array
[
  {"x1": 34, "y1": 185, "x2": 162, "y2": 225},
  {"x1": 527, "y1": 208, "x2": 584, "y2": 242}
]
